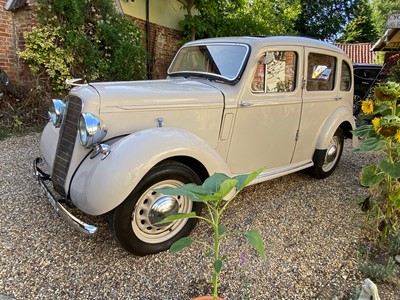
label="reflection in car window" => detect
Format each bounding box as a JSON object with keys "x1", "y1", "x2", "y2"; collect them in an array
[
  {"x1": 307, "y1": 53, "x2": 336, "y2": 91},
  {"x1": 168, "y1": 44, "x2": 249, "y2": 81},
  {"x1": 354, "y1": 68, "x2": 381, "y2": 80},
  {"x1": 340, "y1": 61, "x2": 351, "y2": 91},
  {"x1": 251, "y1": 51, "x2": 297, "y2": 93}
]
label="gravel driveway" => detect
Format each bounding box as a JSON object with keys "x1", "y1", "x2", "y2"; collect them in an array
[{"x1": 0, "y1": 133, "x2": 398, "y2": 299}]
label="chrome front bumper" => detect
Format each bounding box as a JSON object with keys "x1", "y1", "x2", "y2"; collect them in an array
[{"x1": 33, "y1": 157, "x2": 98, "y2": 235}]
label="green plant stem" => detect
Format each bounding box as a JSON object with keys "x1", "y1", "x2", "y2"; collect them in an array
[{"x1": 212, "y1": 208, "x2": 221, "y2": 300}]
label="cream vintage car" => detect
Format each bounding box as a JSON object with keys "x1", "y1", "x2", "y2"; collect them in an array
[{"x1": 34, "y1": 36, "x2": 356, "y2": 256}]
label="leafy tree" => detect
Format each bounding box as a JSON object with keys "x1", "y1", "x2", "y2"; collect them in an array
[
  {"x1": 19, "y1": 0, "x2": 146, "y2": 94},
  {"x1": 337, "y1": 0, "x2": 379, "y2": 43},
  {"x1": 371, "y1": 0, "x2": 400, "y2": 36},
  {"x1": 178, "y1": 0, "x2": 301, "y2": 42},
  {"x1": 229, "y1": 0, "x2": 301, "y2": 36},
  {"x1": 295, "y1": 0, "x2": 361, "y2": 41}
]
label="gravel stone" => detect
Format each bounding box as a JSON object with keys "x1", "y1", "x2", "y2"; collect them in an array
[{"x1": 0, "y1": 133, "x2": 399, "y2": 299}]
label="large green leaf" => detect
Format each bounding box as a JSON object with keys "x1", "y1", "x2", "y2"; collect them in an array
[
  {"x1": 352, "y1": 125, "x2": 375, "y2": 138},
  {"x1": 170, "y1": 237, "x2": 195, "y2": 253},
  {"x1": 360, "y1": 165, "x2": 384, "y2": 187},
  {"x1": 235, "y1": 167, "x2": 264, "y2": 191},
  {"x1": 211, "y1": 178, "x2": 238, "y2": 202},
  {"x1": 359, "y1": 137, "x2": 386, "y2": 152},
  {"x1": 155, "y1": 183, "x2": 206, "y2": 202},
  {"x1": 374, "y1": 103, "x2": 390, "y2": 115},
  {"x1": 244, "y1": 229, "x2": 265, "y2": 259},
  {"x1": 379, "y1": 160, "x2": 400, "y2": 178},
  {"x1": 157, "y1": 212, "x2": 197, "y2": 224},
  {"x1": 382, "y1": 114, "x2": 400, "y2": 122},
  {"x1": 201, "y1": 173, "x2": 231, "y2": 194}
]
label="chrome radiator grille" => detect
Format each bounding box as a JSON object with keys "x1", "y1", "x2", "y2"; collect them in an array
[{"x1": 52, "y1": 96, "x2": 82, "y2": 196}]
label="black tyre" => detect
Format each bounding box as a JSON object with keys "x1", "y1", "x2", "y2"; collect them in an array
[
  {"x1": 310, "y1": 128, "x2": 344, "y2": 179},
  {"x1": 110, "y1": 160, "x2": 202, "y2": 256}
]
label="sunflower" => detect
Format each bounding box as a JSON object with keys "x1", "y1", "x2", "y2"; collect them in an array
[
  {"x1": 372, "y1": 117, "x2": 381, "y2": 130},
  {"x1": 395, "y1": 130, "x2": 400, "y2": 143},
  {"x1": 374, "y1": 83, "x2": 400, "y2": 102},
  {"x1": 361, "y1": 100, "x2": 374, "y2": 114},
  {"x1": 379, "y1": 125, "x2": 397, "y2": 137}
]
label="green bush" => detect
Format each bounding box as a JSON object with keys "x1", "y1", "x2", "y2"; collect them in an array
[
  {"x1": 389, "y1": 230, "x2": 400, "y2": 255},
  {"x1": 19, "y1": 0, "x2": 146, "y2": 95},
  {"x1": 357, "y1": 255, "x2": 398, "y2": 283}
]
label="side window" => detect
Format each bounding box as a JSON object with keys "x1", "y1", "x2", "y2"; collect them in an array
[
  {"x1": 251, "y1": 51, "x2": 297, "y2": 93},
  {"x1": 306, "y1": 53, "x2": 336, "y2": 91},
  {"x1": 340, "y1": 61, "x2": 351, "y2": 91}
]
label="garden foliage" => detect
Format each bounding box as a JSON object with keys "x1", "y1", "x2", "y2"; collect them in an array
[
  {"x1": 156, "y1": 169, "x2": 265, "y2": 300},
  {"x1": 18, "y1": 0, "x2": 146, "y2": 95},
  {"x1": 353, "y1": 81, "x2": 400, "y2": 241}
]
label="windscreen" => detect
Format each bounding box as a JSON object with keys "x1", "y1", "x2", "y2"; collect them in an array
[{"x1": 168, "y1": 44, "x2": 249, "y2": 82}]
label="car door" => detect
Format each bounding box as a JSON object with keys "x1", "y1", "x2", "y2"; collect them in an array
[
  {"x1": 226, "y1": 47, "x2": 303, "y2": 174},
  {"x1": 291, "y1": 48, "x2": 341, "y2": 163}
]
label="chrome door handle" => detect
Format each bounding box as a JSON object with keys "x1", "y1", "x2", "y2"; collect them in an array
[
  {"x1": 240, "y1": 101, "x2": 254, "y2": 107},
  {"x1": 335, "y1": 96, "x2": 342, "y2": 101}
]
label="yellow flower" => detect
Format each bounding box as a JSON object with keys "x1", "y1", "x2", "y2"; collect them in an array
[
  {"x1": 361, "y1": 100, "x2": 374, "y2": 114},
  {"x1": 372, "y1": 117, "x2": 381, "y2": 130},
  {"x1": 395, "y1": 130, "x2": 400, "y2": 142}
]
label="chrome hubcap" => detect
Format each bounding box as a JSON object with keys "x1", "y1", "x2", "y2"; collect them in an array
[
  {"x1": 322, "y1": 136, "x2": 341, "y2": 172},
  {"x1": 148, "y1": 196, "x2": 179, "y2": 227},
  {"x1": 132, "y1": 180, "x2": 192, "y2": 244},
  {"x1": 326, "y1": 144, "x2": 337, "y2": 164}
]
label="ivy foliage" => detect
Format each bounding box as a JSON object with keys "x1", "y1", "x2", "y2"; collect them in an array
[{"x1": 19, "y1": 0, "x2": 146, "y2": 94}]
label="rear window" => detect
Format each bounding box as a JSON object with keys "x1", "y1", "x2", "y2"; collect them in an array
[
  {"x1": 306, "y1": 53, "x2": 336, "y2": 91},
  {"x1": 340, "y1": 61, "x2": 352, "y2": 91}
]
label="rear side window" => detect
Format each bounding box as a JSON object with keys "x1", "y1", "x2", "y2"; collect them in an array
[
  {"x1": 340, "y1": 61, "x2": 352, "y2": 91},
  {"x1": 354, "y1": 68, "x2": 381, "y2": 80},
  {"x1": 306, "y1": 53, "x2": 336, "y2": 91},
  {"x1": 252, "y1": 51, "x2": 297, "y2": 93}
]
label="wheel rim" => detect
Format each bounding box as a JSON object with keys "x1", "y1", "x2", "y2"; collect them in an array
[
  {"x1": 132, "y1": 179, "x2": 192, "y2": 244},
  {"x1": 322, "y1": 135, "x2": 341, "y2": 172}
]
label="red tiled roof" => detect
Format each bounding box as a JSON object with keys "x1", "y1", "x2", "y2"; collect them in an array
[{"x1": 334, "y1": 43, "x2": 378, "y2": 64}]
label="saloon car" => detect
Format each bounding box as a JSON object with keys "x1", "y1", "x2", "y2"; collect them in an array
[{"x1": 34, "y1": 36, "x2": 356, "y2": 256}]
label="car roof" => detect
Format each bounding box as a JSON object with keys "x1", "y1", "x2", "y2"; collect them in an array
[
  {"x1": 185, "y1": 36, "x2": 346, "y2": 55},
  {"x1": 353, "y1": 63, "x2": 383, "y2": 68}
]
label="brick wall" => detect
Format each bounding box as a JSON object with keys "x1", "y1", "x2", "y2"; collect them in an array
[
  {"x1": 0, "y1": 1, "x2": 182, "y2": 92},
  {"x1": 133, "y1": 17, "x2": 182, "y2": 79},
  {"x1": 0, "y1": 0, "x2": 35, "y2": 88}
]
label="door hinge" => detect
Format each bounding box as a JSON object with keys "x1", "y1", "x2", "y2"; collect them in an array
[
  {"x1": 301, "y1": 78, "x2": 307, "y2": 89},
  {"x1": 295, "y1": 130, "x2": 300, "y2": 141}
]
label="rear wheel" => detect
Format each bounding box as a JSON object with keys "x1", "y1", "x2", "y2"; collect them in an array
[
  {"x1": 110, "y1": 160, "x2": 202, "y2": 256},
  {"x1": 310, "y1": 128, "x2": 344, "y2": 179}
]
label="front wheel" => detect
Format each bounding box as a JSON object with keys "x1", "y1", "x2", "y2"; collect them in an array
[
  {"x1": 110, "y1": 160, "x2": 202, "y2": 256},
  {"x1": 310, "y1": 128, "x2": 344, "y2": 179}
]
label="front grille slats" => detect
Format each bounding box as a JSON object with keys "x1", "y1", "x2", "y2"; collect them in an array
[{"x1": 52, "y1": 96, "x2": 82, "y2": 196}]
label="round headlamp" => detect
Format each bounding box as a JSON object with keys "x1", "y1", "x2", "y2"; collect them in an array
[
  {"x1": 48, "y1": 99, "x2": 66, "y2": 128},
  {"x1": 79, "y1": 113, "x2": 107, "y2": 148}
]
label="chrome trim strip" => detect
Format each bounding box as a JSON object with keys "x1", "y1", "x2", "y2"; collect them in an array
[
  {"x1": 33, "y1": 157, "x2": 98, "y2": 235},
  {"x1": 253, "y1": 161, "x2": 313, "y2": 183}
]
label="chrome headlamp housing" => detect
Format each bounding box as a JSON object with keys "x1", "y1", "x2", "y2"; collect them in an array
[
  {"x1": 78, "y1": 113, "x2": 108, "y2": 148},
  {"x1": 48, "y1": 99, "x2": 66, "y2": 128}
]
